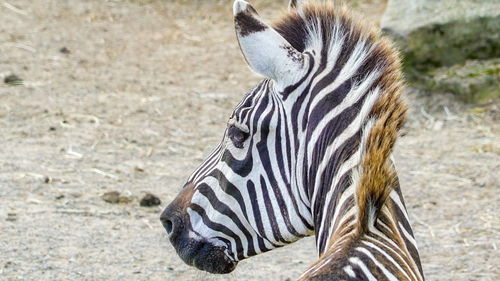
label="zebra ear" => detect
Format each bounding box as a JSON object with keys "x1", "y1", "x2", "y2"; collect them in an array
[
  {"x1": 288, "y1": 0, "x2": 304, "y2": 10},
  {"x1": 233, "y1": 0, "x2": 306, "y2": 84}
]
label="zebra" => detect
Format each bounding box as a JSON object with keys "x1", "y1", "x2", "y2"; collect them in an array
[{"x1": 160, "y1": 0, "x2": 425, "y2": 280}]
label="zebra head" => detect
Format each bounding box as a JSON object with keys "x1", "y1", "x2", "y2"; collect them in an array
[
  {"x1": 161, "y1": 0, "x2": 315, "y2": 274},
  {"x1": 160, "y1": 0, "x2": 427, "y2": 278}
]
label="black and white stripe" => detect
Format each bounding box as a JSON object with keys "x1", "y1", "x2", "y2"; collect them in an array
[{"x1": 163, "y1": 1, "x2": 424, "y2": 280}]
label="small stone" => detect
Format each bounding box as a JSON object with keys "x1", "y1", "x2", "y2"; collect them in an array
[
  {"x1": 102, "y1": 192, "x2": 120, "y2": 203},
  {"x1": 139, "y1": 193, "x2": 161, "y2": 207},
  {"x1": 59, "y1": 47, "x2": 71, "y2": 54},
  {"x1": 49, "y1": 126, "x2": 57, "y2": 131},
  {"x1": 4, "y1": 74, "x2": 23, "y2": 86},
  {"x1": 70, "y1": 192, "x2": 82, "y2": 198},
  {"x1": 101, "y1": 191, "x2": 132, "y2": 204},
  {"x1": 6, "y1": 213, "x2": 17, "y2": 222},
  {"x1": 432, "y1": 120, "x2": 444, "y2": 131}
]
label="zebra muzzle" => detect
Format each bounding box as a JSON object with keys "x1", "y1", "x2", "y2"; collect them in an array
[{"x1": 160, "y1": 189, "x2": 238, "y2": 274}]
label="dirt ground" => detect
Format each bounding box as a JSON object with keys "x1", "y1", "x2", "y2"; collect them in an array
[{"x1": 0, "y1": 1, "x2": 498, "y2": 280}]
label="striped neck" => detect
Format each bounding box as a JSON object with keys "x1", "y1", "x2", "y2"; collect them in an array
[
  {"x1": 299, "y1": 83, "x2": 376, "y2": 254},
  {"x1": 272, "y1": 3, "x2": 406, "y2": 256}
]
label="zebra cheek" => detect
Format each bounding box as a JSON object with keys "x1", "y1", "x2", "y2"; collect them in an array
[{"x1": 221, "y1": 149, "x2": 253, "y2": 176}]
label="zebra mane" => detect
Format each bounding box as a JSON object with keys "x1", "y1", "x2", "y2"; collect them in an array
[
  {"x1": 163, "y1": 2, "x2": 423, "y2": 279},
  {"x1": 274, "y1": 3, "x2": 407, "y2": 236}
]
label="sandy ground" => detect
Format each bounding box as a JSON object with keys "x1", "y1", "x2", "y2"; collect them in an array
[{"x1": 0, "y1": 1, "x2": 498, "y2": 280}]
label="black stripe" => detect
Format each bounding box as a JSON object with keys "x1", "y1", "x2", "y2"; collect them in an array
[
  {"x1": 190, "y1": 203, "x2": 245, "y2": 260},
  {"x1": 197, "y1": 183, "x2": 257, "y2": 257}
]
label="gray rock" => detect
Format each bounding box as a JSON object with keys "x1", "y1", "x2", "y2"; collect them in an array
[
  {"x1": 423, "y1": 59, "x2": 500, "y2": 103},
  {"x1": 381, "y1": 0, "x2": 500, "y2": 102}
]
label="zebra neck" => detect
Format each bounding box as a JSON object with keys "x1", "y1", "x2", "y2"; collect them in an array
[
  {"x1": 301, "y1": 107, "x2": 368, "y2": 253},
  {"x1": 309, "y1": 165, "x2": 359, "y2": 254}
]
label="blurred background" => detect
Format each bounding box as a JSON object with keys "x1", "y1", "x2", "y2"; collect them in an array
[{"x1": 0, "y1": 0, "x2": 498, "y2": 280}]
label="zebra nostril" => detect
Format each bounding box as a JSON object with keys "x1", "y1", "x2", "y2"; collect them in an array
[
  {"x1": 164, "y1": 219, "x2": 173, "y2": 234},
  {"x1": 160, "y1": 207, "x2": 178, "y2": 236}
]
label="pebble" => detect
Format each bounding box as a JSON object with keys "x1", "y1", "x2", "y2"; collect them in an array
[
  {"x1": 101, "y1": 191, "x2": 132, "y2": 204},
  {"x1": 4, "y1": 74, "x2": 23, "y2": 85},
  {"x1": 59, "y1": 47, "x2": 71, "y2": 54},
  {"x1": 6, "y1": 213, "x2": 17, "y2": 222},
  {"x1": 139, "y1": 193, "x2": 161, "y2": 207}
]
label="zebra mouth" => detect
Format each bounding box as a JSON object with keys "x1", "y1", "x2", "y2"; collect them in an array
[
  {"x1": 160, "y1": 189, "x2": 237, "y2": 274},
  {"x1": 172, "y1": 235, "x2": 238, "y2": 274}
]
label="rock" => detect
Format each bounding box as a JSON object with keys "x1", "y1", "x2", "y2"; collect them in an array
[
  {"x1": 422, "y1": 59, "x2": 499, "y2": 103},
  {"x1": 101, "y1": 191, "x2": 132, "y2": 204},
  {"x1": 4, "y1": 74, "x2": 23, "y2": 85},
  {"x1": 6, "y1": 213, "x2": 17, "y2": 222},
  {"x1": 382, "y1": 0, "x2": 500, "y2": 103},
  {"x1": 59, "y1": 47, "x2": 71, "y2": 54},
  {"x1": 4, "y1": 261, "x2": 13, "y2": 268},
  {"x1": 139, "y1": 193, "x2": 161, "y2": 207},
  {"x1": 382, "y1": 0, "x2": 500, "y2": 71}
]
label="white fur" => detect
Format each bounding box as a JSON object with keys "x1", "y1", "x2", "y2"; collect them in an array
[
  {"x1": 349, "y1": 257, "x2": 377, "y2": 281},
  {"x1": 356, "y1": 247, "x2": 400, "y2": 281},
  {"x1": 233, "y1": 0, "x2": 308, "y2": 89},
  {"x1": 343, "y1": 265, "x2": 357, "y2": 278}
]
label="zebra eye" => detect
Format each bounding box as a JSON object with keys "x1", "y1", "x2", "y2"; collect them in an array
[{"x1": 228, "y1": 125, "x2": 249, "y2": 148}]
